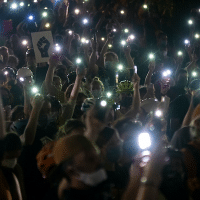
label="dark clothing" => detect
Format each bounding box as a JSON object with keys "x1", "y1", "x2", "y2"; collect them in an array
[{"x1": 167, "y1": 86, "x2": 187, "y2": 102}]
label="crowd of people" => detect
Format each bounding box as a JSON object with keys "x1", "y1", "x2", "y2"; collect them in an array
[{"x1": 1, "y1": 0, "x2": 200, "y2": 199}]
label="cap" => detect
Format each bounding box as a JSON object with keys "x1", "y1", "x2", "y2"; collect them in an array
[
  {"x1": 53, "y1": 135, "x2": 98, "y2": 165},
  {"x1": 16, "y1": 67, "x2": 33, "y2": 79}
]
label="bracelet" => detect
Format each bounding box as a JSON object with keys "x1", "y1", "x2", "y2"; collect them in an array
[{"x1": 140, "y1": 177, "x2": 157, "y2": 187}]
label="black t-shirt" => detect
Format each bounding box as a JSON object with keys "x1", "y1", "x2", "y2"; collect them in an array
[{"x1": 167, "y1": 86, "x2": 187, "y2": 102}]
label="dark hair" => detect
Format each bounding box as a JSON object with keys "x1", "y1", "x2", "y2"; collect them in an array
[
  {"x1": 176, "y1": 69, "x2": 187, "y2": 77},
  {"x1": 4, "y1": 133, "x2": 22, "y2": 152},
  {"x1": 96, "y1": 127, "x2": 115, "y2": 148}
]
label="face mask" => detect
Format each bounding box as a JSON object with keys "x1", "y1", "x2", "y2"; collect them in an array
[
  {"x1": 106, "y1": 145, "x2": 123, "y2": 163},
  {"x1": 2, "y1": 158, "x2": 17, "y2": 168},
  {"x1": 78, "y1": 168, "x2": 107, "y2": 187},
  {"x1": 92, "y1": 90, "x2": 102, "y2": 99},
  {"x1": 120, "y1": 96, "x2": 132, "y2": 108}
]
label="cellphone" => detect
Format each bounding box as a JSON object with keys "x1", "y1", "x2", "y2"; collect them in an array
[
  {"x1": 94, "y1": 99, "x2": 109, "y2": 122},
  {"x1": 134, "y1": 66, "x2": 137, "y2": 74}
]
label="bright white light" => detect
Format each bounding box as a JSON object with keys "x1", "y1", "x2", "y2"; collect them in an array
[
  {"x1": 143, "y1": 4, "x2": 148, "y2": 9},
  {"x1": 32, "y1": 87, "x2": 38, "y2": 93},
  {"x1": 113, "y1": 29, "x2": 117, "y2": 32},
  {"x1": 138, "y1": 133, "x2": 151, "y2": 150},
  {"x1": 4, "y1": 71, "x2": 8, "y2": 75},
  {"x1": 188, "y1": 20, "x2": 193, "y2": 25},
  {"x1": 149, "y1": 53, "x2": 155, "y2": 59},
  {"x1": 124, "y1": 29, "x2": 129, "y2": 33},
  {"x1": 100, "y1": 100, "x2": 107, "y2": 107},
  {"x1": 44, "y1": 7, "x2": 48, "y2": 9},
  {"x1": 28, "y1": 15, "x2": 34, "y2": 20},
  {"x1": 42, "y1": 12, "x2": 48, "y2": 17},
  {"x1": 11, "y1": 3, "x2": 18, "y2": 9},
  {"x1": 177, "y1": 51, "x2": 183, "y2": 56},
  {"x1": 155, "y1": 110, "x2": 163, "y2": 117},
  {"x1": 118, "y1": 64, "x2": 123, "y2": 70},
  {"x1": 68, "y1": 30, "x2": 73, "y2": 35},
  {"x1": 163, "y1": 70, "x2": 171, "y2": 77},
  {"x1": 108, "y1": 44, "x2": 112, "y2": 48},
  {"x1": 120, "y1": 10, "x2": 125, "y2": 14},
  {"x1": 184, "y1": 39, "x2": 190, "y2": 44},
  {"x1": 107, "y1": 92, "x2": 112, "y2": 98},
  {"x1": 83, "y1": 18, "x2": 88, "y2": 24},
  {"x1": 4, "y1": 0, "x2": 7, "y2": 3},
  {"x1": 55, "y1": 44, "x2": 61, "y2": 52},
  {"x1": 19, "y1": 2, "x2": 24, "y2": 6},
  {"x1": 195, "y1": 34, "x2": 200, "y2": 39},
  {"x1": 101, "y1": 37, "x2": 105, "y2": 41},
  {"x1": 199, "y1": 9, "x2": 200, "y2": 13},
  {"x1": 192, "y1": 71, "x2": 197, "y2": 77},
  {"x1": 74, "y1": 9, "x2": 80, "y2": 14},
  {"x1": 85, "y1": 40, "x2": 89, "y2": 44},
  {"x1": 121, "y1": 40, "x2": 126, "y2": 46},
  {"x1": 129, "y1": 35, "x2": 135, "y2": 40},
  {"x1": 33, "y1": 0, "x2": 37, "y2": 2},
  {"x1": 28, "y1": 4, "x2": 30, "y2": 6},
  {"x1": 142, "y1": 150, "x2": 151, "y2": 156},
  {"x1": 76, "y1": 58, "x2": 82, "y2": 64},
  {"x1": 45, "y1": 23, "x2": 50, "y2": 28},
  {"x1": 81, "y1": 38, "x2": 86, "y2": 43},
  {"x1": 19, "y1": 77, "x2": 24, "y2": 82},
  {"x1": 22, "y1": 40, "x2": 28, "y2": 46}
]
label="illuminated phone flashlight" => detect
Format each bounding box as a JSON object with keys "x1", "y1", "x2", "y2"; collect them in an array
[
  {"x1": 184, "y1": 39, "x2": 190, "y2": 45},
  {"x1": 101, "y1": 37, "x2": 105, "y2": 41},
  {"x1": 124, "y1": 28, "x2": 129, "y2": 33},
  {"x1": 28, "y1": 4, "x2": 30, "y2": 6},
  {"x1": 118, "y1": 64, "x2": 123, "y2": 70},
  {"x1": 68, "y1": 30, "x2": 73, "y2": 35},
  {"x1": 42, "y1": 12, "x2": 48, "y2": 17},
  {"x1": 138, "y1": 132, "x2": 151, "y2": 150},
  {"x1": 83, "y1": 18, "x2": 89, "y2": 24},
  {"x1": 113, "y1": 28, "x2": 117, "y2": 32},
  {"x1": 19, "y1": 2, "x2": 24, "y2": 6},
  {"x1": 121, "y1": 40, "x2": 126, "y2": 46},
  {"x1": 4, "y1": 71, "x2": 8, "y2": 75},
  {"x1": 74, "y1": 9, "x2": 80, "y2": 15},
  {"x1": 143, "y1": 4, "x2": 148, "y2": 9},
  {"x1": 55, "y1": 44, "x2": 61, "y2": 52},
  {"x1": 120, "y1": 10, "x2": 125, "y2": 15},
  {"x1": 28, "y1": 15, "x2": 34, "y2": 20},
  {"x1": 195, "y1": 33, "x2": 200, "y2": 39},
  {"x1": 81, "y1": 38, "x2": 86, "y2": 43},
  {"x1": 188, "y1": 19, "x2": 193, "y2": 25},
  {"x1": 162, "y1": 69, "x2": 171, "y2": 77},
  {"x1": 76, "y1": 58, "x2": 82, "y2": 64},
  {"x1": 108, "y1": 44, "x2": 112, "y2": 48},
  {"x1": 19, "y1": 77, "x2": 24, "y2": 82},
  {"x1": 100, "y1": 100, "x2": 107, "y2": 107},
  {"x1": 149, "y1": 53, "x2": 155, "y2": 60},
  {"x1": 192, "y1": 71, "x2": 198, "y2": 77},
  {"x1": 106, "y1": 92, "x2": 112, "y2": 98},
  {"x1": 22, "y1": 40, "x2": 28, "y2": 46},
  {"x1": 11, "y1": 3, "x2": 18, "y2": 9},
  {"x1": 44, "y1": 7, "x2": 48, "y2": 9},
  {"x1": 129, "y1": 34, "x2": 135, "y2": 40},
  {"x1": 177, "y1": 51, "x2": 183, "y2": 56},
  {"x1": 33, "y1": 0, "x2": 37, "y2": 2},
  {"x1": 155, "y1": 109, "x2": 163, "y2": 118},
  {"x1": 4, "y1": 0, "x2": 7, "y2": 3},
  {"x1": 32, "y1": 87, "x2": 39, "y2": 94},
  {"x1": 45, "y1": 23, "x2": 50, "y2": 28}
]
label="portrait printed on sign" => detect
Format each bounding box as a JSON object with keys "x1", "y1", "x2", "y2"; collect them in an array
[{"x1": 31, "y1": 31, "x2": 54, "y2": 63}]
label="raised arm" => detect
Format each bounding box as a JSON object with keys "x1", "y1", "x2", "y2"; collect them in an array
[
  {"x1": 124, "y1": 45, "x2": 134, "y2": 69},
  {"x1": 44, "y1": 54, "x2": 60, "y2": 96},
  {"x1": 58, "y1": 67, "x2": 86, "y2": 126},
  {"x1": 0, "y1": 46, "x2": 9, "y2": 69},
  {"x1": 144, "y1": 61, "x2": 155, "y2": 86},
  {"x1": 0, "y1": 90, "x2": 6, "y2": 139},
  {"x1": 20, "y1": 94, "x2": 44, "y2": 146}
]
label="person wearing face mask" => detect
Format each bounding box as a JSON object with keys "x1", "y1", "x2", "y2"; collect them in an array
[
  {"x1": 166, "y1": 69, "x2": 188, "y2": 102},
  {"x1": 44, "y1": 135, "x2": 112, "y2": 200},
  {"x1": 91, "y1": 77, "x2": 104, "y2": 99},
  {"x1": 1, "y1": 133, "x2": 26, "y2": 200}
]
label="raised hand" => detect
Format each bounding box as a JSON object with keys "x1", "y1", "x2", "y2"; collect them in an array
[
  {"x1": 37, "y1": 36, "x2": 50, "y2": 58},
  {"x1": 49, "y1": 53, "x2": 60, "y2": 68},
  {"x1": 32, "y1": 94, "x2": 45, "y2": 110}
]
